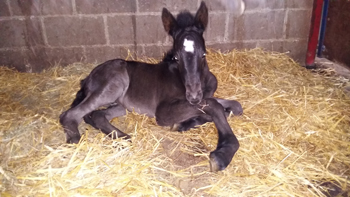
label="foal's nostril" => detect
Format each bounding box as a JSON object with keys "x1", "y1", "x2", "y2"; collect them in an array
[
  {"x1": 188, "y1": 98, "x2": 201, "y2": 105},
  {"x1": 192, "y1": 99, "x2": 201, "y2": 104}
]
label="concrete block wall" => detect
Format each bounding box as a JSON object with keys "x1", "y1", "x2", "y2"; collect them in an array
[{"x1": 0, "y1": 0, "x2": 313, "y2": 72}]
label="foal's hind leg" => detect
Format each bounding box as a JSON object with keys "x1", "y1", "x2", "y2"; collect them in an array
[
  {"x1": 60, "y1": 93, "x2": 107, "y2": 143},
  {"x1": 60, "y1": 87, "x2": 127, "y2": 143},
  {"x1": 83, "y1": 104, "x2": 130, "y2": 139}
]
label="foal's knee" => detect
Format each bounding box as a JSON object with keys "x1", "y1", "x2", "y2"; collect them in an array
[
  {"x1": 83, "y1": 113, "x2": 93, "y2": 126},
  {"x1": 203, "y1": 98, "x2": 225, "y2": 112}
]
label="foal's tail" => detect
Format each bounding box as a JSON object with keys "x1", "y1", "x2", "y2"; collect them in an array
[{"x1": 71, "y1": 79, "x2": 86, "y2": 108}]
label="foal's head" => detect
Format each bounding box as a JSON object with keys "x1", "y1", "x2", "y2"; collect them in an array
[{"x1": 162, "y1": 2, "x2": 208, "y2": 104}]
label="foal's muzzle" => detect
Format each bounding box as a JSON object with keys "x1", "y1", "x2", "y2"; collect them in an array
[
  {"x1": 184, "y1": 80, "x2": 203, "y2": 104},
  {"x1": 186, "y1": 90, "x2": 203, "y2": 105}
]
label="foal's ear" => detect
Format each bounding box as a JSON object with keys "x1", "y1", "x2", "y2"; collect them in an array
[
  {"x1": 162, "y1": 8, "x2": 178, "y2": 36},
  {"x1": 194, "y1": 1, "x2": 208, "y2": 31}
]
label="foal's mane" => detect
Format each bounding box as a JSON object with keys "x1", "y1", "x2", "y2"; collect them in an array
[{"x1": 176, "y1": 11, "x2": 195, "y2": 28}]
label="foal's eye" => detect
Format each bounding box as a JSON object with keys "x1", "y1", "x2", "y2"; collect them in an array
[{"x1": 173, "y1": 56, "x2": 178, "y2": 61}]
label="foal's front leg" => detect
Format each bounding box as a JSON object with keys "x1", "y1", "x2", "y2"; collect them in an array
[
  {"x1": 174, "y1": 98, "x2": 243, "y2": 131},
  {"x1": 214, "y1": 98, "x2": 243, "y2": 116},
  {"x1": 156, "y1": 98, "x2": 239, "y2": 171},
  {"x1": 172, "y1": 115, "x2": 212, "y2": 131}
]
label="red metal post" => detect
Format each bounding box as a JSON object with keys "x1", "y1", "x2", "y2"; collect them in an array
[{"x1": 305, "y1": 0, "x2": 324, "y2": 68}]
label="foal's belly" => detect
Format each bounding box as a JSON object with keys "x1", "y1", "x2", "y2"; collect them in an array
[
  {"x1": 118, "y1": 85, "x2": 159, "y2": 117},
  {"x1": 121, "y1": 97, "x2": 157, "y2": 117}
]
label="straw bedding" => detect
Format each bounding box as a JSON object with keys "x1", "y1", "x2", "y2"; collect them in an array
[{"x1": 0, "y1": 49, "x2": 349, "y2": 196}]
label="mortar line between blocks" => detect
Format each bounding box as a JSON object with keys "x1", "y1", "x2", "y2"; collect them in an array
[
  {"x1": 6, "y1": 0, "x2": 13, "y2": 16},
  {"x1": 282, "y1": 9, "x2": 289, "y2": 39},
  {"x1": 135, "y1": 0, "x2": 139, "y2": 13},
  {"x1": 40, "y1": 16, "x2": 49, "y2": 46},
  {"x1": 224, "y1": 11, "x2": 230, "y2": 42},
  {"x1": 103, "y1": 15, "x2": 110, "y2": 45},
  {"x1": 72, "y1": 0, "x2": 77, "y2": 15},
  {"x1": 82, "y1": 46, "x2": 87, "y2": 62}
]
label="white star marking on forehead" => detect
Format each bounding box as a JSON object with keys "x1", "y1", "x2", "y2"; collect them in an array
[{"x1": 183, "y1": 38, "x2": 194, "y2": 53}]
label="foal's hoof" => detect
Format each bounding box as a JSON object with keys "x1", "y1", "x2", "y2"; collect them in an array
[
  {"x1": 122, "y1": 134, "x2": 132, "y2": 141},
  {"x1": 170, "y1": 123, "x2": 180, "y2": 131},
  {"x1": 230, "y1": 100, "x2": 243, "y2": 116},
  {"x1": 66, "y1": 135, "x2": 81, "y2": 144},
  {"x1": 171, "y1": 123, "x2": 193, "y2": 132},
  {"x1": 209, "y1": 150, "x2": 231, "y2": 172},
  {"x1": 117, "y1": 133, "x2": 132, "y2": 142}
]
